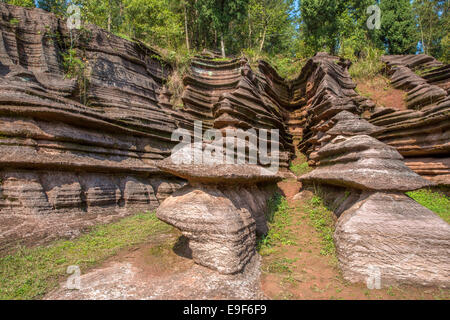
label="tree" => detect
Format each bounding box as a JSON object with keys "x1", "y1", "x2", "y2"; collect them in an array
[
  {"x1": 36, "y1": 0, "x2": 68, "y2": 15},
  {"x1": 4, "y1": 0, "x2": 35, "y2": 7},
  {"x1": 299, "y1": 0, "x2": 343, "y2": 55},
  {"x1": 122, "y1": 0, "x2": 183, "y2": 48},
  {"x1": 379, "y1": 0, "x2": 418, "y2": 54},
  {"x1": 413, "y1": 0, "x2": 448, "y2": 58},
  {"x1": 194, "y1": 0, "x2": 249, "y2": 57},
  {"x1": 248, "y1": 0, "x2": 296, "y2": 54}
]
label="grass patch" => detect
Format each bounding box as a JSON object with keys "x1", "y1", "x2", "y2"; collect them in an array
[
  {"x1": 0, "y1": 212, "x2": 172, "y2": 300},
  {"x1": 303, "y1": 195, "x2": 336, "y2": 257},
  {"x1": 257, "y1": 193, "x2": 296, "y2": 256},
  {"x1": 349, "y1": 46, "x2": 385, "y2": 80},
  {"x1": 406, "y1": 189, "x2": 450, "y2": 224},
  {"x1": 290, "y1": 162, "x2": 311, "y2": 176},
  {"x1": 289, "y1": 152, "x2": 312, "y2": 176},
  {"x1": 264, "y1": 257, "x2": 297, "y2": 274}
]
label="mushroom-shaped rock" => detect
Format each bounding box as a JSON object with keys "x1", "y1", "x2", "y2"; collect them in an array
[
  {"x1": 300, "y1": 135, "x2": 433, "y2": 191},
  {"x1": 156, "y1": 161, "x2": 280, "y2": 274}
]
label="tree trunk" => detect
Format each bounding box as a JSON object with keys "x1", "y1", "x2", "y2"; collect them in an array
[
  {"x1": 259, "y1": 26, "x2": 267, "y2": 52},
  {"x1": 107, "y1": 0, "x2": 112, "y2": 32},
  {"x1": 221, "y1": 34, "x2": 226, "y2": 57},
  {"x1": 248, "y1": 12, "x2": 252, "y2": 48},
  {"x1": 184, "y1": 1, "x2": 190, "y2": 51}
]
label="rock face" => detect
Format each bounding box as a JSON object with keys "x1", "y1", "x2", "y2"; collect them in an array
[
  {"x1": 182, "y1": 52, "x2": 294, "y2": 170},
  {"x1": 156, "y1": 160, "x2": 279, "y2": 274},
  {"x1": 0, "y1": 5, "x2": 297, "y2": 250},
  {"x1": 369, "y1": 54, "x2": 450, "y2": 186},
  {"x1": 334, "y1": 191, "x2": 450, "y2": 288},
  {"x1": 0, "y1": 3, "x2": 188, "y2": 250},
  {"x1": 291, "y1": 53, "x2": 376, "y2": 161},
  {"x1": 299, "y1": 111, "x2": 450, "y2": 288}
]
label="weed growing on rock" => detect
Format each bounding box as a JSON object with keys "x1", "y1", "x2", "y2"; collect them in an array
[{"x1": 349, "y1": 46, "x2": 385, "y2": 80}]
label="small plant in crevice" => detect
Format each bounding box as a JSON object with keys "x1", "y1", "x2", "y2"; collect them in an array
[
  {"x1": 61, "y1": 48, "x2": 89, "y2": 105},
  {"x1": 9, "y1": 18, "x2": 20, "y2": 27},
  {"x1": 162, "y1": 49, "x2": 196, "y2": 110},
  {"x1": 60, "y1": 27, "x2": 93, "y2": 105}
]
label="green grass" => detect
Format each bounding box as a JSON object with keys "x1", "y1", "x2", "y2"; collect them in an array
[
  {"x1": 289, "y1": 152, "x2": 312, "y2": 176},
  {"x1": 0, "y1": 212, "x2": 172, "y2": 300},
  {"x1": 257, "y1": 193, "x2": 296, "y2": 256},
  {"x1": 349, "y1": 46, "x2": 385, "y2": 80},
  {"x1": 264, "y1": 257, "x2": 298, "y2": 274},
  {"x1": 290, "y1": 162, "x2": 311, "y2": 176},
  {"x1": 303, "y1": 195, "x2": 336, "y2": 257},
  {"x1": 406, "y1": 189, "x2": 450, "y2": 224}
]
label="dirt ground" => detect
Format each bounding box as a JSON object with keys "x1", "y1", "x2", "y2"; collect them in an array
[
  {"x1": 44, "y1": 153, "x2": 449, "y2": 300},
  {"x1": 46, "y1": 176, "x2": 449, "y2": 300},
  {"x1": 261, "y1": 179, "x2": 449, "y2": 300},
  {"x1": 355, "y1": 76, "x2": 407, "y2": 111}
]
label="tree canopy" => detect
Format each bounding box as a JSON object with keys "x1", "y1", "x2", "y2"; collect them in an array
[{"x1": 4, "y1": 0, "x2": 449, "y2": 63}]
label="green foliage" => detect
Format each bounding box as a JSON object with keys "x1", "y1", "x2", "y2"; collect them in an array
[
  {"x1": 258, "y1": 193, "x2": 296, "y2": 255},
  {"x1": 28, "y1": 0, "x2": 449, "y2": 64},
  {"x1": 413, "y1": 0, "x2": 448, "y2": 58},
  {"x1": 289, "y1": 153, "x2": 312, "y2": 176},
  {"x1": 290, "y1": 162, "x2": 311, "y2": 176},
  {"x1": 247, "y1": 0, "x2": 296, "y2": 54},
  {"x1": 379, "y1": 0, "x2": 418, "y2": 54},
  {"x1": 299, "y1": 0, "x2": 342, "y2": 55},
  {"x1": 243, "y1": 48, "x2": 306, "y2": 80},
  {"x1": 5, "y1": 0, "x2": 35, "y2": 8},
  {"x1": 303, "y1": 194, "x2": 336, "y2": 257},
  {"x1": 349, "y1": 45, "x2": 385, "y2": 80},
  {"x1": 9, "y1": 17, "x2": 19, "y2": 26},
  {"x1": 37, "y1": 0, "x2": 67, "y2": 16},
  {"x1": 61, "y1": 47, "x2": 89, "y2": 104},
  {"x1": 406, "y1": 189, "x2": 450, "y2": 224},
  {"x1": 61, "y1": 48, "x2": 85, "y2": 79},
  {"x1": 0, "y1": 212, "x2": 173, "y2": 300}
]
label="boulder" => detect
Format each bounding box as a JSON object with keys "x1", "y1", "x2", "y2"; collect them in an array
[{"x1": 335, "y1": 191, "x2": 450, "y2": 288}]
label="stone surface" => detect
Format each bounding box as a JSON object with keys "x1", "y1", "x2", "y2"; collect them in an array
[
  {"x1": 157, "y1": 160, "x2": 282, "y2": 185},
  {"x1": 298, "y1": 110, "x2": 449, "y2": 288},
  {"x1": 45, "y1": 254, "x2": 264, "y2": 300},
  {"x1": 156, "y1": 180, "x2": 275, "y2": 274},
  {"x1": 334, "y1": 192, "x2": 450, "y2": 288},
  {"x1": 370, "y1": 54, "x2": 450, "y2": 186},
  {"x1": 300, "y1": 135, "x2": 432, "y2": 191}
]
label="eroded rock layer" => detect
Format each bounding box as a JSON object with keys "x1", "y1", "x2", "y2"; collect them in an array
[
  {"x1": 183, "y1": 53, "x2": 294, "y2": 169},
  {"x1": 290, "y1": 53, "x2": 376, "y2": 161},
  {"x1": 156, "y1": 160, "x2": 279, "y2": 274},
  {"x1": 298, "y1": 111, "x2": 449, "y2": 288},
  {"x1": 0, "y1": 3, "x2": 188, "y2": 249},
  {"x1": 369, "y1": 54, "x2": 450, "y2": 185}
]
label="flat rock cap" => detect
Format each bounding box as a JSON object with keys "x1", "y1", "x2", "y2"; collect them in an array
[{"x1": 157, "y1": 158, "x2": 282, "y2": 185}]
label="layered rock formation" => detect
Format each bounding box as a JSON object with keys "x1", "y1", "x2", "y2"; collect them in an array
[
  {"x1": 182, "y1": 53, "x2": 294, "y2": 170},
  {"x1": 156, "y1": 159, "x2": 279, "y2": 274},
  {"x1": 0, "y1": 3, "x2": 187, "y2": 249},
  {"x1": 369, "y1": 54, "x2": 450, "y2": 185},
  {"x1": 299, "y1": 111, "x2": 450, "y2": 288},
  {"x1": 0, "y1": 4, "x2": 297, "y2": 250},
  {"x1": 291, "y1": 53, "x2": 376, "y2": 161}
]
